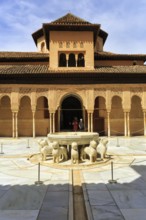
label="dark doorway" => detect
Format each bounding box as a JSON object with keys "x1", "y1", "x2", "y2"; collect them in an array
[
  {"x1": 60, "y1": 96, "x2": 83, "y2": 130},
  {"x1": 93, "y1": 97, "x2": 106, "y2": 135}
]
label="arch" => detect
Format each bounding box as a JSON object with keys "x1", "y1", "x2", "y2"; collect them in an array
[
  {"x1": 68, "y1": 53, "x2": 76, "y2": 67},
  {"x1": 130, "y1": 95, "x2": 143, "y2": 135},
  {"x1": 36, "y1": 96, "x2": 49, "y2": 136},
  {"x1": 60, "y1": 94, "x2": 84, "y2": 131},
  {"x1": 0, "y1": 96, "x2": 12, "y2": 137},
  {"x1": 18, "y1": 96, "x2": 32, "y2": 136},
  {"x1": 93, "y1": 96, "x2": 106, "y2": 135},
  {"x1": 77, "y1": 53, "x2": 85, "y2": 67},
  {"x1": 110, "y1": 96, "x2": 124, "y2": 135},
  {"x1": 59, "y1": 53, "x2": 66, "y2": 67}
]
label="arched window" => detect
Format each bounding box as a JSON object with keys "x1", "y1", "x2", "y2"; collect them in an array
[
  {"x1": 41, "y1": 42, "x2": 45, "y2": 52},
  {"x1": 59, "y1": 53, "x2": 66, "y2": 67},
  {"x1": 77, "y1": 53, "x2": 85, "y2": 67},
  {"x1": 68, "y1": 53, "x2": 76, "y2": 67}
]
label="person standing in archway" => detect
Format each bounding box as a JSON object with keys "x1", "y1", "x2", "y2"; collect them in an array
[
  {"x1": 79, "y1": 118, "x2": 84, "y2": 131},
  {"x1": 72, "y1": 117, "x2": 78, "y2": 132}
]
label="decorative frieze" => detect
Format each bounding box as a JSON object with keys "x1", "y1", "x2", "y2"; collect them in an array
[
  {"x1": 94, "y1": 89, "x2": 106, "y2": 97},
  {"x1": 130, "y1": 87, "x2": 143, "y2": 98},
  {"x1": 0, "y1": 88, "x2": 11, "y2": 93}
]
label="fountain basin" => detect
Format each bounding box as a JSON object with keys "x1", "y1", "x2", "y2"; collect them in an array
[{"x1": 47, "y1": 132, "x2": 99, "y2": 146}]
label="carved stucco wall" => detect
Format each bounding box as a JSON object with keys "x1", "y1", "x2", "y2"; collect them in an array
[{"x1": 0, "y1": 86, "x2": 146, "y2": 136}]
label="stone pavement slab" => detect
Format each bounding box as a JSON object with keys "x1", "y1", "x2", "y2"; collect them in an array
[
  {"x1": 1, "y1": 137, "x2": 146, "y2": 219},
  {"x1": 82, "y1": 156, "x2": 146, "y2": 220}
]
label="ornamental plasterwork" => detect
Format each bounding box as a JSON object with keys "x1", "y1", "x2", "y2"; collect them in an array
[
  {"x1": 0, "y1": 94, "x2": 11, "y2": 100},
  {"x1": 36, "y1": 88, "x2": 48, "y2": 93},
  {"x1": 36, "y1": 88, "x2": 49, "y2": 99},
  {"x1": 0, "y1": 88, "x2": 11, "y2": 94},
  {"x1": 19, "y1": 88, "x2": 32, "y2": 94},
  {"x1": 130, "y1": 88, "x2": 143, "y2": 98},
  {"x1": 94, "y1": 89, "x2": 106, "y2": 98},
  {"x1": 111, "y1": 88, "x2": 123, "y2": 96},
  {"x1": 19, "y1": 88, "x2": 32, "y2": 100}
]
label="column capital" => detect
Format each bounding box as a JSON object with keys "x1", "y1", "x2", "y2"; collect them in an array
[
  {"x1": 106, "y1": 109, "x2": 111, "y2": 113},
  {"x1": 31, "y1": 105, "x2": 36, "y2": 112},
  {"x1": 87, "y1": 110, "x2": 94, "y2": 114},
  {"x1": 123, "y1": 109, "x2": 130, "y2": 113},
  {"x1": 49, "y1": 110, "x2": 56, "y2": 114}
]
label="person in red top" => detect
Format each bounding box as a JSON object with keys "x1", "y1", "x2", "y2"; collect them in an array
[{"x1": 72, "y1": 117, "x2": 78, "y2": 131}]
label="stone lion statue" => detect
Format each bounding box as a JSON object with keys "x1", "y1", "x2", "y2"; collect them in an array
[
  {"x1": 97, "y1": 138, "x2": 108, "y2": 160},
  {"x1": 52, "y1": 142, "x2": 68, "y2": 163},
  {"x1": 71, "y1": 142, "x2": 79, "y2": 164},
  {"x1": 80, "y1": 140, "x2": 97, "y2": 163},
  {"x1": 37, "y1": 138, "x2": 54, "y2": 161}
]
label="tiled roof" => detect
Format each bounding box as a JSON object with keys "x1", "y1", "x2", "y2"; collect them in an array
[
  {"x1": 0, "y1": 65, "x2": 146, "y2": 75},
  {"x1": 0, "y1": 52, "x2": 49, "y2": 62},
  {"x1": 51, "y1": 13, "x2": 91, "y2": 25},
  {"x1": 0, "y1": 52, "x2": 49, "y2": 58},
  {"x1": 95, "y1": 51, "x2": 146, "y2": 60}
]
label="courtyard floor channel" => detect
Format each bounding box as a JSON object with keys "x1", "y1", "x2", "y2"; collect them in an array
[{"x1": 0, "y1": 137, "x2": 146, "y2": 219}]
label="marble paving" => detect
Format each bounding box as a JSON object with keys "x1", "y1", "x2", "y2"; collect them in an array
[
  {"x1": 0, "y1": 136, "x2": 146, "y2": 219},
  {"x1": 82, "y1": 154, "x2": 146, "y2": 220}
]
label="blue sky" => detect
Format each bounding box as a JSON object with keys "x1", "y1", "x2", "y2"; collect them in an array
[{"x1": 0, "y1": 0, "x2": 146, "y2": 54}]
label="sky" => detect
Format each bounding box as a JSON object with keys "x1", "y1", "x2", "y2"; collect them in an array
[{"x1": 0, "y1": 0, "x2": 146, "y2": 54}]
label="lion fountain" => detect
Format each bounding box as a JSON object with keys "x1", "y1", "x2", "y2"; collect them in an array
[{"x1": 36, "y1": 132, "x2": 108, "y2": 165}]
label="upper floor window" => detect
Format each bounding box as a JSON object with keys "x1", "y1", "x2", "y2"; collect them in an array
[
  {"x1": 59, "y1": 53, "x2": 66, "y2": 67},
  {"x1": 77, "y1": 53, "x2": 85, "y2": 67},
  {"x1": 68, "y1": 53, "x2": 76, "y2": 67}
]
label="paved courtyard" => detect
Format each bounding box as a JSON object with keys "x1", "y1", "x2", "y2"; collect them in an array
[{"x1": 0, "y1": 136, "x2": 146, "y2": 219}]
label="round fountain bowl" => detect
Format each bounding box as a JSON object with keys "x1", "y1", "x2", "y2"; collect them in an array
[{"x1": 47, "y1": 132, "x2": 99, "y2": 146}]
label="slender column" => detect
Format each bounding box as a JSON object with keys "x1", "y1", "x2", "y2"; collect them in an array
[
  {"x1": 12, "y1": 112, "x2": 15, "y2": 138},
  {"x1": 124, "y1": 112, "x2": 127, "y2": 137},
  {"x1": 15, "y1": 112, "x2": 18, "y2": 138},
  {"x1": 32, "y1": 111, "x2": 35, "y2": 138},
  {"x1": 75, "y1": 54, "x2": 78, "y2": 67},
  {"x1": 58, "y1": 107, "x2": 60, "y2": 132},
  {"x1": 88, "y1": 113, "x2": 90, "y2": 132},
  {"x1": 127, "y1": 112, "x2": 130, "y2": 137},
  {"x1": 53, "y1": 113, "x2": 55, "y2": 133},
  {"x1": 91, "y1": 113, "x2": 93, "y2": 132},
  {"x1": 144, "y1": 112, "x2": 146, "y2": 136},
  {"x1": 66, "y1": 54, "x2": 69, "y2": 67},
  {"x1": 107, "y1": 111, "x2": 111, "y2": 137},
  {"x1": 49, "y1": 113, "x2": 53, "y2": 134}
]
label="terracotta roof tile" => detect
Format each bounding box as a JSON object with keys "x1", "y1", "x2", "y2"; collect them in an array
[
  {"x1": 51, "y1": 13, "x2": 91, "y2": 25},
  {"x1": 0, "y1": 65, "x2": 146, "y2": 75},
  {"x1": 0, "y1": 52, "x2": 49, "y2": 58}
]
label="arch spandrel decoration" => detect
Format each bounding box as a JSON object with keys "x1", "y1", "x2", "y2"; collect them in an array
[
  {"x1": 94, "y1": 89, "x2": 106, "y2": 99},
  {"x1": 0, "y1": 88, "x2": 11, "y2": 101},
  {"x1": 19, "y1": 88, "x2": 32, "y2": 102},
  {"x1": 56, "y1": 90, "x2": 86, "y2": 110},
  {"x1": 130, "y1": 88, "x2": 143, "y2": 100},
  {"x1": 36, "y1": 88, "x2": 48, "y2": 99},
  {"x1": 0, "y1": 94, "x2": 11, "y2": 101},
  {"x1": 110, "y1": 88, "x2": 123, "y2": 100}
]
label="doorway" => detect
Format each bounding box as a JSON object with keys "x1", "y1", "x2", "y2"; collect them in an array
[{"x1": 60, "y1": 96, "x2": 83, "y2": 131}]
